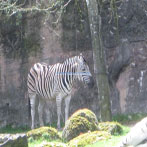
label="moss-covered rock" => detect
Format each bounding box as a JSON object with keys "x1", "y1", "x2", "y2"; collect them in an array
[
  {"x1": 39, "y1": 141, "x2": 67, "y2": 147},
  {"x1": 98, "y1": 122, "x2": 123, "y2": 135},
  {"x1": 0, "y1": 134, "x2": 28, "y2": 147},
  {"x1": 68, "y1": 131, "x2": 111, "y2": 147},
  {"x1": 62, "y1": 108, "x2": 99, "y2": 141},
  {"x1": 27, "y1": 127, "x2": 61, "y2": 141}
]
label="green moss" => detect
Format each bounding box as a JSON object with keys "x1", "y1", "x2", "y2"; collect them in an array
[
  {"x1": 62, "y1": 109, "x2": 99, "y2": 141},
  {"x1": 69, "y1": 131, "x2": 111, "y2": 147},
  {"x1": 27, "y1": 127, "x2": 61, "y2": 141},
  {"x1": 98, "y1": 122, "x2": 123, "y2": 135},
  {"x1": 71, "y1": 109, "x2": 98, "y2": 124}
]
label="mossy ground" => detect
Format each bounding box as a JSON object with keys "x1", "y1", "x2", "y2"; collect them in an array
[
  {"x1": 68, "y1": 131, "x2": 111, "y2": 147},
  {"x1": 98, "y1": 122, "x2": 123, "y2": 135},
  {"x1": 62, "y1": 109, "x2": 99, "y2": 141},
  {"x1": 86, "y1": 126, "x2": 130, "y2": 147},
  {"x1": 27, "y1": 127, "x2": 61, "y2": 141},
  {"x1": 1, "y1": 113, "x2": 143, "y2": 147}
]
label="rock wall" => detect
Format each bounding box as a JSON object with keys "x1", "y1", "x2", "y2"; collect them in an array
[{"x1": 0, "y1": 0, "x2": 147, "y2": 128}]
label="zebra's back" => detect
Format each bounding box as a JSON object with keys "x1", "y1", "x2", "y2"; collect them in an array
[
  {"x1": 27, "y1": 62, "x2": 71, "y2": 100},
  {"x1": 27, "y1": 63, "x2": 56, "y2": 98}
]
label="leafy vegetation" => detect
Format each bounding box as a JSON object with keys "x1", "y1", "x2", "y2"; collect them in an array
[{"x1": 0, "y1": 0, "x2": 72, "y2": 58}]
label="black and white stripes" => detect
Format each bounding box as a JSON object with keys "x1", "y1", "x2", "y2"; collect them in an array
[{"x1": 27, "y1": 54, "x2": 94, "y2": 129}]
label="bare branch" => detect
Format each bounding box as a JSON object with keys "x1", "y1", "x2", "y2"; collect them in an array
[{"x1": 53, "y1": 0, "x2": 73, "y2": 24}]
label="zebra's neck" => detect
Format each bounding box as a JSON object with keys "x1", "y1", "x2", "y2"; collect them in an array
[{"x1": 61, "y1": 61, "x2": 79, "y2": 89}]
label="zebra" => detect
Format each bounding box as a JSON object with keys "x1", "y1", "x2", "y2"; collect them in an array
[{"x1": 27, "y1": 54, "x2": 94, "y2": 129}]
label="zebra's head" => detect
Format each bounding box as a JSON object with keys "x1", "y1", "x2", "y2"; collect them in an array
[{"x1": 76, "y1": 54, "x2": 94, "y2": 88}]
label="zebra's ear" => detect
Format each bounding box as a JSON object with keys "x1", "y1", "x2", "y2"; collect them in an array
[
  {"x1": 77, "y1": 55, "x2": 84, "y2": 65},
  {"x1": 79, "y1": 53, "x2": 84, "y2": 61},
  {"x1": 80, "y1": 53, "x2": 83, "y2": 56},
  {"x1": 79, "y1": 53, "x2": 86, "y2": 63}
]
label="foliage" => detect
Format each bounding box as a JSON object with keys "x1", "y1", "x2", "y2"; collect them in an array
[
  {"x1": 68, "y1": 131, "x2": 111, "y2": 147},
  {"x1": 27, "y1": 126, "x2": 61, "y2": 141},
  {"x1": 0, "y1": 0, "x2": 61, "y2": 16},
  {"x1": 0, "y1": 0, "x2": 73, "y2": 58},
  {"x1": 98, "y1": 122, "x2": 123, "y2": 135},
  {"x1": 62, "y1": 108, "x2": 99, "y2": 141},
  {"x1": 0, "y1": 0, "x2": 73, "y2": 23}
]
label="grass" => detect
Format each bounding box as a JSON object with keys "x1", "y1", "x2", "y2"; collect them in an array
[
  {"x1": 86, "y1": 136, "x2": 123, "y2": 147},
  {"x1": 112, "y1": 113, "x2": 147, "y2": 125},
  {"x1": 0, "y1": 125, "x2": 30, "y2": 134},
  {"x1": 86, "y1": 126, "x2": 130, "y2": 147},
  {"x1": 0, "y1": 113, "x2": 146, "y2": 147},
  {"x1": 29, "y1": 139, "x2": 64, "y2": 147},
  {"x1": 27, "y1": 124, "x2": 130, "y2": 147},
  {"x1": 28, "y1": 138, "x2": 43, "y2": 147}
]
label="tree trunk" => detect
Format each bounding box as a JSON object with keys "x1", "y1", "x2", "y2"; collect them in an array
[{"x1": 86, "y1": 0, "x2": 112, "y2": 121}]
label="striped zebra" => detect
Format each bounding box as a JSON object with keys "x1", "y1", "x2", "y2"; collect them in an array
[{"x1": 27, "y1": 54, "x2": 94, "y2": 129}]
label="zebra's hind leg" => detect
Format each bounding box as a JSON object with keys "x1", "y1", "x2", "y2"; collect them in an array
[
  {"x1": 29, "y1": 94, "x2": 36, "y2": 129},
  {"x1": 38, "y1": 98, "x2": 45, "y2": 127},
  {"x1": 65, "y1": 95, "x2": 71, "y2": 123}
]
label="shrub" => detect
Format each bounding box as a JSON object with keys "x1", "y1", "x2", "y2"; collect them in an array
[{"x1": 62, "y1": 108, "x2": 99, "y2": 141}]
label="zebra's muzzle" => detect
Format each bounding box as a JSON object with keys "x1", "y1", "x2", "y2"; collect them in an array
[{"x1": 87, "y1": 77, "x2": 94, "y2": 89}]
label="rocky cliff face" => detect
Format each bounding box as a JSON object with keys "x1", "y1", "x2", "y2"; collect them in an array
[{"x1": 0, "y1": 0, "x2": 147, "y2": 128}]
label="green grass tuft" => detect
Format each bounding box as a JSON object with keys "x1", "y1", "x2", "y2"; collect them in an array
[
  {"x1": 0, "y1": 125, "x2": 30, "y2": 134},
  {"x1": 112, "y1": 113, "x2": 147, "y2": 124}
]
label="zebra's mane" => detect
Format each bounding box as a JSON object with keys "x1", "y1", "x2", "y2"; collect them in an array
[
  {"x1": 63, "y1": 55, "x2": 86, "y2": 65},
  {"x1": 63, "y1": 56, "x2": 79, "y2": 65}
]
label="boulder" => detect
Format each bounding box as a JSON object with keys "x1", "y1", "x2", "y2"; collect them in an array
[
  {"x1": 68, "y1": 131, "x2": 111, "y2": 147},
  {"x1": 98, "y1": 122, "x2": 123, "y2": 135},
  {"x1": 62, "y1": 108, "x2": 99, "y2": 141},
  {"x1": 0, "y1": 134, "x2": 28, "y2": 147},
  {"x1": 27, "y1": 127, "x2": 61, "y2": 141}
]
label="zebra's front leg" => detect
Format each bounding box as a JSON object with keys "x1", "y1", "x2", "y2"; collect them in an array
[
  {"x1": 65, "y1": 95, "x2": 71, "y2": 123},
  {"x1": 38, "y1": 98, "x2": 45, "y2": 127},
  {"x1": 29, "y1": 94, "x2": 36, "y2": 129},
  {"x1": 56, "y1": 95, "x2": 62, "y2": 129},
  {"x1": 44, "y1": 101, "x2": 51, "y2": 125}
]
